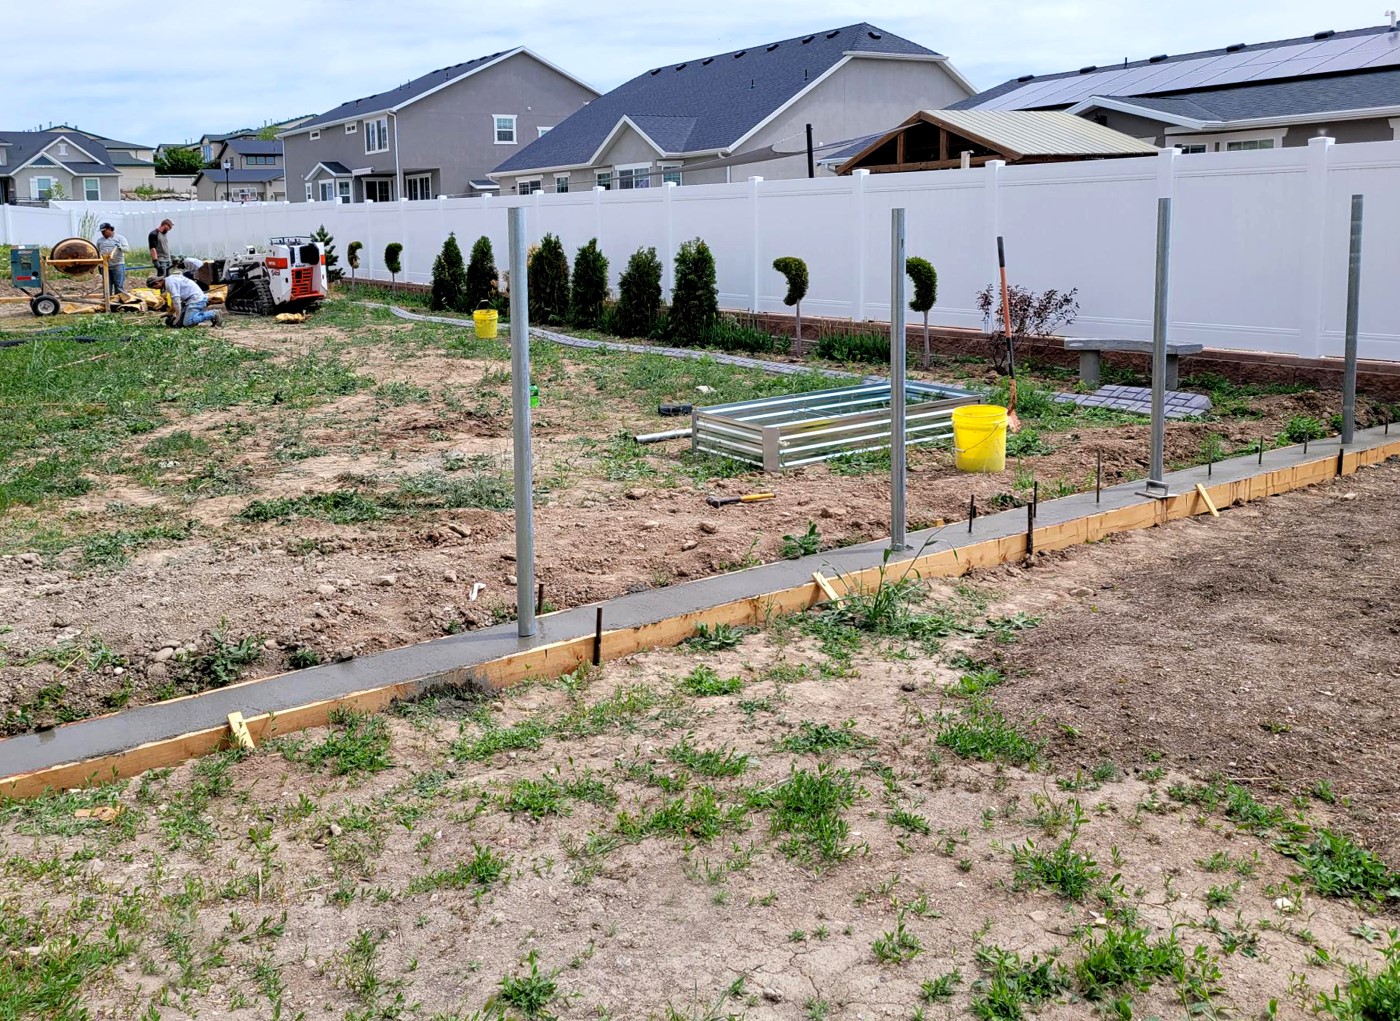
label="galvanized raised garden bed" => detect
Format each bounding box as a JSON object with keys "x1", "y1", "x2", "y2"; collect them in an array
[{"x1": 692, "y1": 381, "x2": 980, "y2": 472}]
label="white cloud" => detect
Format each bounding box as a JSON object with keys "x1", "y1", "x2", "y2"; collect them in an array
[{"x1": 12, "y1": 0, "x2": 1390, "y2": 142}]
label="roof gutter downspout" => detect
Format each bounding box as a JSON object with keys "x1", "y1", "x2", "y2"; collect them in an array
[{"x1": 390, "y1": 112, "x2": 402, "y2": 201}]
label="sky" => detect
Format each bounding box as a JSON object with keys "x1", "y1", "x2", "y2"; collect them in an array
[{"x1": 14, "y1": 0, "x2": 1394, "y2": 144}]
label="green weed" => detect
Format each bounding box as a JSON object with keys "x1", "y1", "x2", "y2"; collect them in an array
[
  {"x1": 780, "y1": 521, "x2": 821, "y2": 559},
  {"x1": 1316, "y1": 932, "x2": 1400, "y2": 1020},
  {"x1": 1073, "y1": 922, "x2": 1183, "y2": 1002},
  {"x1": 755, "y1": 764, "x2": 862, "y2": 865},
  {"x1": 407, "y1": 845, "x2": 510, "y2": 895},
  {"x1": 681, "y1": 623, "x2": 748, "y2": 652},
  {"x1": 936, "y1": 701, "x2": 1043, "y2": 766},
  {"x1": 681, "y1": 665, "x2": 744, "y2": 697},
  {"x1": 280, "y1": 709, "x2": 392, "y2": 776},
  {"x1": 779, "y1": 720, "x2": 877, "y2": 756},
  {"x1": 1010, "y1": 837, "x2": 1101, "y2": 901}
]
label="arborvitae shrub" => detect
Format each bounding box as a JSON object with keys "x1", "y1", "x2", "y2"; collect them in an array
[
  {"x1": 528, "y1": 233, "x2": 570, "y2": 325},
  {"x1": 430, "y1": 232, "x2": 468, "y2": 312},
  {"x1": 466, "y1": 235, "x2": 497, "y2": 309},
  {"x1": 383, "y1": 243, "x2": 403, "y2": 286},
  {"x1": 569, "y1": 238, "x2": 609, "y2": 328},
  {"x1": 668, "y1": 237, "x2": 718, "y2": 346},
  {"x1": 615, "y1": 247, "x2": 663, "y2": 338}
]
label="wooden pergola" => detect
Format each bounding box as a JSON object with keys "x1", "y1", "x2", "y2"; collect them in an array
[{"x1": 835, "y1": 109, "x2": 1158, "y2": 175}]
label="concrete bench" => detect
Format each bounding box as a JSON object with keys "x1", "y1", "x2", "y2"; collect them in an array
[{"x1": 1062, "y1": 338, "x2": 1204, "y2": 389}]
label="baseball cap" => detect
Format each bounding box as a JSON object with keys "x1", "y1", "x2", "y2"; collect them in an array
[{"x1": 99, "y1": 222, "x2": 114, "y2": 230}]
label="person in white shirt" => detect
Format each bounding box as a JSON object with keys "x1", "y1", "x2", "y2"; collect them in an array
[
  {"x1": 95, "y1": 223, "x2": 129, "y2": 295},
  {"x1": 146, "y1": 274, "x2": 223, "y2": 327}
]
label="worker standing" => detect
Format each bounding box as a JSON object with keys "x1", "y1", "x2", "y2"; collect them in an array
[
  {"x1": 147, "y1": 274, "x2": 222, "y2": 327},
  {"x1": 95, "y1": 222, "x2": 129, "y2": 297},
  {"x1": 148, "y1": 218, "x2": 173, "y2": 278}
]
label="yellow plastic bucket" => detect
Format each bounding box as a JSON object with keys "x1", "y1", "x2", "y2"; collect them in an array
[
  {"x1": 473, "y1": 308, "x2": 498, "y2": 339},
  {"x1": 952, "y1": 404, "x2": 1008, "y2": 473}
]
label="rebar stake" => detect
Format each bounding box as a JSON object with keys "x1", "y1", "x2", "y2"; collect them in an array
[
  {"x1": 1208, "y1": 442, "x2": 1214, "y2": 478},
  {"x1": 1258, "y1": 435, "x2": 1264, "y2": 465},
  {"x1": 1095, "y1": 450, "x2": 1102, "y2": 503},
  {"x1": 1337, "y1": 448, "x2": 1346, "y2": 477},
  {"x1": 1303, "y1": 437, "x2": 1309, "y2": 455},
  {"x1": 967, "y1": 494, "x2": 976, "y2": 533},
  {"x1": 1025, "y1": 501, "x2": 1035, "y2": 560},
  {"x1": 536, "y1": 582, "x2": 545, "y2": 615},
  {"x1": 592, "y1": 607, "x2": 603, "y2": 666}
]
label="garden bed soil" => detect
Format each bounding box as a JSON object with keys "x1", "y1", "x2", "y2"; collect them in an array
[{"x1": 1, "y1": 462, "x2": 1397, "y2": 1018}]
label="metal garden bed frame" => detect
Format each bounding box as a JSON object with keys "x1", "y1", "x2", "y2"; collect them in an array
[{"x1": 692, "y1": 381, "x2": 980, "y2": 472}]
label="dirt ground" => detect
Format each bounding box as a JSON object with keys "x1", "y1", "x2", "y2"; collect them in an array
[
  {"x1": 0, "y1": 303, "x2": 1370, "y2": 733},
  {"x1": 0, "y1": 460, "x2": 1396, "y2": 1020}
]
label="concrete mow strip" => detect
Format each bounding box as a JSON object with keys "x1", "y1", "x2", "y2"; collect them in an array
[{"x1": 0, "y1": 425, "x2": 1391, "y2": 789}]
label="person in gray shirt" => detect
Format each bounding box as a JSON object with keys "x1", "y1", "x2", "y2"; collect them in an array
[
  {"x1": 95, "y1": 222, "x2": 130, "y2": 296},
  {"x1": 148, "y1": 218, "x2": 173, "y2": 277}
]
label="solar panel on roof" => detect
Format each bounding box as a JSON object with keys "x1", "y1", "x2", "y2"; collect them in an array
[{"x1": 974, "y1": 28, "x2": 1400, "y2": 110}]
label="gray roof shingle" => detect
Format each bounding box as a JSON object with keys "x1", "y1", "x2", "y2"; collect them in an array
[
  {"x1": 194, "y1": 167, "x2": 286, "y2": 184},
  {"x1": 0, "y1": 130, "x2": 118, "y2": 173},
  {"x1": 224, "y1": 138, "x2": 282, "y2": 156},
  {"x1": 291, "y1": 49, "x2": 520, "y2": 132},
  {"x1": 493, "y1": 23, "x2": 939, "y2": 175}
]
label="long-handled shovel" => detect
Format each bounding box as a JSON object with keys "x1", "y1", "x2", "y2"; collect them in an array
[{"x1": 997, "y1": 236, "x2": 1022, "y2": 433}]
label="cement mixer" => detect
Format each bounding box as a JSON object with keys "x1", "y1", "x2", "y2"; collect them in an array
[{"x1": 5, "y1": 237, "x2": 114, "y2": 316}]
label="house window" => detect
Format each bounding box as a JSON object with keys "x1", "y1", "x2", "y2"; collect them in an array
[
  {"x1": 58, "y1": 142, "x2": 69, "y2": 156},
  {"x1": 595, "y1": 171, "x2": 612, "y2": 190},
  {"x1": 319, "y1": 180, "x2": 336, "y2": 201},
  {"x1": 83, "y1": 177, "x2": 100, "y2": 201},
  {"x1": 346, "y1": 122, "x2": 357, "y2": 134},
  {"x1": 518, "y1": 179, "x2": 541, "y2": 195},
  {"x1": 616, "y1": 164, "x2": 650, "y2": 190},
  {"x1": 364, "y1": 179, "x2": 393, "y2": 202},
  {"x1": 660, "y1": 162, "x2": 682, "y2": 186},
  {"x1": 405, "y1": 173, "x2": 433, "y2": 200},
  {"x1": 1225, "y1": 138, "x2": 1274, "y2": 151},
  {"x1": 365, "y1": 118, "x2": 389, "y2": 154},
  {"x1": 305, "y1": 182, "x2": 313, "y2": 201},
  {"x1": 1177, "y1": 144, "x2": 1207, "y2": 154},
  {"x1": 310, "y1": 129, "x2": 321, "y2": 140},
  {"x1": 538, "y1": 126, "x2": 552, "y2": 137},
  {"x1": 201, "y1": 143, "x2": 212, "y2": 160},
  {"x1": 33, "y1": 176, "x2": 54, "y2": 200},
  {"x1": 0, "y1": 149, "x2": 6, "y2": 166},
  {"x1": 338, "y1": 180, "x2": 351, "y2": 203},
  {"x1": 494, "y1": 115, "x2": 517, "y2": 144},
  {"x1": 554, "y1": 175, "x2": 569, "y2": 193}
]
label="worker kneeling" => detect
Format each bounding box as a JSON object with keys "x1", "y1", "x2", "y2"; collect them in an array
[{"x1": 147, "y1": 274, "x2": 223, "y2": 328}]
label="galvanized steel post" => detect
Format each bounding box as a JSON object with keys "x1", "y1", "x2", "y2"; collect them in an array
[
  {"x1": 1342, "y1": 194, "x2": 1363, "y2": 445},
  {"x1": 1146, "y1": 196, "x2": 1171, "y2": 494},
  {"x1": 890, "y1": 208, "x2": 909, "y2": 550},
  {"x1": 508, "y1": 206, "x2": 536, "y2": 638}
]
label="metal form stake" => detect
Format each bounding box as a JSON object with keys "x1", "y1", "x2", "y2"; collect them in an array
[
  {"x1": 1141, "y1": 196, "x2": 1172, "y2": 498},
  {"x1": 1095, "y1": 450, "x2": 1102, "y2": 502},
  {"x1": 1337, "y1": 448, "x2": 1346, "y2": 476},
  {"x1": 536, "y1": 582, "x2": 545, "y2": 615},
  {"x1": 1259, "y1": 435, "x2": 1264, "y2": 464},
  {"x1": 1341, "y1": 194, "x2": 1363, "y2": 445},
  {"x1": 592, "y1": 607, "x2": 604, "y2": 666},
  {"x1": 967, "y1": 494, "x2": 976, "y2": 533},
  {"x1": 889, "y1": 207, "x2": 909, "y2": 551},
  {"x1": 507, "y1": 206, "x2": 536, "y2": 639}
]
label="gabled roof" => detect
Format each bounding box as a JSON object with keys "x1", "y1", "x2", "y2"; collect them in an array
[
  {"x1": 493, "y1": 23, "x2": 956, "y2": 176},
  {"x1": 957, "y1": 23, "x2": 1400, "y2": 112},
  {"x1": 304, "y1": 161, "x2": 352, "y2": 179},
  {"x1": 194, "y1": 167, "x2": 286, "y2": 184},
  {"x1": 286, "y1": 48, "x2": 597, "y2": 135},
  {"x1": 0, "y1": 131, "x2": 119, "y2": 174},
  {"x1": 1068, "y1": 66, "x2": 1400, "y2": 126},
  {"x1": 222, "y1": 137, "x2": 282, "y2": 156}
]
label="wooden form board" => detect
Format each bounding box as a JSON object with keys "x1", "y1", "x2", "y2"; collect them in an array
[{"x1": 4, "y1": 441, "x2": 1396, "y2": 801}]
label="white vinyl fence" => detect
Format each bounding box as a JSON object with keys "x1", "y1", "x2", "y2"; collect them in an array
[{"x1": 6, "y1": 136, "x2": 1398, "y2": 362}]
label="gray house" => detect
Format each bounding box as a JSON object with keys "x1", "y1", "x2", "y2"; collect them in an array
[
  {"x1": 193, "y1": 138, "x2": 286, "y2": 201},
  {"x1": 281, "y1": 48, "x2": 597, "y2": 203},
  {"x1": 0, "y1": 130, "x2": 120, "y2": 204},
  {"x1": 490, "y1": 23, "x2": 975, "y2": 194},
  {"x1": 956, "y1": 21, "x2": 1400, "y2": 151}
]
